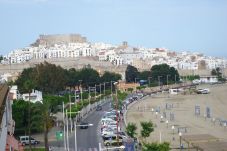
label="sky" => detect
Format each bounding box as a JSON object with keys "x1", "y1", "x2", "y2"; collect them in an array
[{"x1": 0, "y1": 0, "x2": 227, "y2": 58}]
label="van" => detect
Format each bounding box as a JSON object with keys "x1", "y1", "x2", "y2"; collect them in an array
[{"x1": 19, "y1": 136, "x2": 40, "y2": 146}]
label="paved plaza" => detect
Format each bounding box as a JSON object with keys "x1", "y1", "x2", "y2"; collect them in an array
[{"x1": 126, "y1": 84, "x2": 227, "y2": 150}]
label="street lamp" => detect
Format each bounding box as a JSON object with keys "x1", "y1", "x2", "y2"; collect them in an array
[
  {"x1": 100, "y1": 83, "x2": 102, "y2": 100},
  {"x1": 135, "y1": 78, "x2": 139, "y2": 92},
  {"x1": 113, "y1": 81, "x2": 120, "y2": 145},
  {"x1": 179, "y1": 132, "x2": 182, "y2": 150},
  {"x1": 65, "y1": 110, "x2": 81, "y2": 151},
  {"x1": 158, "y1": 76, "x2": 162, "y2": 90},
  {"x1": 103, "y1": 82, "x2": 106, "y2": 101},
  {"x1": 74, "y1": 122, "x2": 93, "y2": 151},
  {"x1": 172, "y1": 125, "x2": 175, "y2": 135},
  {"x1": 148, "y1": 76, "x2": 152, "y2": 87},
  {"x1": 155, "y1": 111, "x2": 158, "y2": 118},
  {"x1": 88, "y1": 87, "x2": 91, "y2": 111},
  {"x1": 95, "y1": 84, "x2": 97, "y2": 100},
  {"x1": 79, "y1": 80, "x2": 83, "y2": 107},
  {"x1": 166, "y1": 120, "x2": 169, "y2": 128},
  {"x1": 167, "y1": 75, "x2": 170, "y2": 87},
  {"x1": 160, "y1": 115, "x2": 164, "y2": 122}
]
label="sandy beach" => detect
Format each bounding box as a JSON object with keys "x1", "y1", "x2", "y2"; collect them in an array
[{"x1": 126, "y1": 83, "x2": 227, "y2": 150}]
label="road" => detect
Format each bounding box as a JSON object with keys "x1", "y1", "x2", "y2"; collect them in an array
[{"x1": 50, "y1": 101, "x2": 111, "y2": 151}]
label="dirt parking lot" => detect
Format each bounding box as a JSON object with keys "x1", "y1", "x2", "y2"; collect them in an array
[{"x1": 126, "y1": 83, "x2": 227, "y2": 150}]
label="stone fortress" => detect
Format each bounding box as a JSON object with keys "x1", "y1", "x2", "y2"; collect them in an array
[{"x1": 31, "y1": 34, "x2": 87, "y2": 47}]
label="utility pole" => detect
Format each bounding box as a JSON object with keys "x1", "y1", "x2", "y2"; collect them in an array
[
  {"x1": 63, "y1": 102, "x2": 66, "y2": 151},
  {"x1": 79, "y1": 80, "x2": 83, "y2": 107}
]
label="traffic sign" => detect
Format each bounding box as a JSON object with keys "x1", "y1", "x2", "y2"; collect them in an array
[{"x1": 56, "y1": 131, "x2": 63, "y2": 140}]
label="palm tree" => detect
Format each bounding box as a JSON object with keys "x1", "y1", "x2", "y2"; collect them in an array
[
  {"x1": 23, "y1": 80, "x2": 35, "y2": 151},
  {"x1": 42, "y1": 100, "x2": 53, "y2": 151},
  {"x1": 33, "y1": 100, "x2": 54, "y2": 151}
]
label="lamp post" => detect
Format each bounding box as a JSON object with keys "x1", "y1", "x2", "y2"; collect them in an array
[
  {"x1": 103, "y1": 82, "x2": 106, "y2": 101},
  {"x1": 134, "y1": 78, "x2": 139, "y2": 92},
  {"x1": 65, "y1": 110, "x2": 81, "y2": 151},
  {"x1": 79, "y1": 80, "x2": 83, "y2": 107},
  {"x1": 155, "y1": 111, "x2": 158, "y2": 118},
  {"x1": 167, "y1": 75, "x2": 170, "y2": 87},
  {"x1": 172, "y1": 125, "x2": 175, "y2": 135},
  {"x1": 88, "y1": 87, "x2": 91, "y2": 111},
  {"x1": 62, "y1": 102, "x2": 66, "y2": 151},
  {"x1": 148, "y1": 76, "x2": 152, "y2": 87},
  {"x1": 74, "y1": 122, "x2": 93, "y2": 151},
  {"x1": 166, "y1": 120, "x2": 169, "y2": 128},
  {"x1": 113, "y1": 81, "x2": 119, "y2": 145},
  {"x1": 100, "y1": 83, "x2": 102, "y2": 101},
  {"x1": 179, "y1": 132, "x2": 182, "y2": 150},
  {"x1": 158, "y1": 76, "x2": 162, "y2": 90},
  {"x1": 95, "y1": 84, "x2": 97, "y2": 101},
  {"x1": 110, "y1": 81, "x2": 113, "y2": 97},
  {"x1": 160, "y1": 115, "x2": 164, "y2": 122}
]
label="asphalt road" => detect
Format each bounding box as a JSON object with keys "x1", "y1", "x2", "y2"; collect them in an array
[{"x1": 50, "y1": 100, "x2": 111, "y2": 151}]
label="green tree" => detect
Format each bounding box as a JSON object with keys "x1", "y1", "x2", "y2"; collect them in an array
[
  {"x1": 125, "y1": 65, "x2": 139, "y2": 83},
  {"x1": 35, "y1": 62, "x2": 67, "y2": 94},
  {"x1": 15, "y1": 62, "x2": 67, "y2": 94},
  {"x1": 12, "y1": 100, "x2": 29, "y2": 134},
  {"x1": 101, "y1": 71, "x2": 121, "y2": 83},
  {"x1": 41, "y1": 100, "x2": 54, "y2": 151},
  {"x1": 127, "y1": 88, "x2": 133, "y2": 93},
  {"x1": 0, "y1": 55, "x2": 3, "y2": 62},
  {"x1": 78, "y1": 67, "x2": 100, "y2": 88},
  {"x1": 211, "y1": 67, "x2": 225, "y2": 81},
  {"x1": 150, "y1": 64, "x2": 180, "y2": 85},
  {"x1": 138, "y1": 71, "x2": 152, "y2": 81},
  {"x1": 15, "y1": 68, "x2": 37, "y2": 93},
  {"x1": 142, "y1": 142, "x2": 170, "y2": 151},
  {"x1": 126, "y1": 123, "x2": 137, "y2": 138},
  {"x1": 140, "y1": 121, "x2": 154, "y2": 141},
  {"x1": 66, "y1": 68, "x2": 80, "y2": 89}
]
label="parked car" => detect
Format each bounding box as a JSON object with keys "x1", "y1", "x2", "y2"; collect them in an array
[
  {"x1": 102, "y1": 128, "x2": 115, "y2": 136},
  {"x1": 96, "y1": 105, "x2": 102, "y2": 111},
  {"x1": 196, "y1": 88, "x2": 210, "y2": 94},
  {"x1": 19, "y1": 136, "x2": 40, "y2": 146},
  {"x1": 103, "y1": 135, "x2": 123, "y2": 146}
]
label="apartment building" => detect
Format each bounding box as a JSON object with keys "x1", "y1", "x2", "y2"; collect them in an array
[
  {"x1": 2, "y1": 34, "x2": 227, "y2": 72},
  {"x1": 22, "y1": 89, "x2": 43, "y2": 103},
  {"x1": 0, "y1": 84, "x2": 23, "y2": 151}
]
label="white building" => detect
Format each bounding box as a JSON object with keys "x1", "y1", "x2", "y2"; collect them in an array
[
  {"x1": 22, "y1": 89, "x2": 43, "y2": 103},
  {"x1": 200, "y1": 76, "x2": 218, "y2": 83},
  {"x1": 0, "y1": 84, "x2": 21, "y2": 151}
]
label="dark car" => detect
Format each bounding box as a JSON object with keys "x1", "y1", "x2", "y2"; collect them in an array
[
  {"x1": 96, "y1": 105, "x2": 102, "y2": 111},
  {"x1": 79, "y1": 122, "x2": 89, "y2": 129},
  {"x1": 115, "y1": 131, "x2": 126, "y2": 136}
]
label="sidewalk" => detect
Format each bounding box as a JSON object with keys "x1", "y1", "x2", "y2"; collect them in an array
[{"x1": 33, "y1": 126, "x2": 62, "y2": 142}]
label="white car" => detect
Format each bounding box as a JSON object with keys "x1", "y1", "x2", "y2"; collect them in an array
[
  {"x1": 197, "y1": 88, "x2": 210, "y2": 94},
  {"x1": 101, "y1": 118, "x2": 115, "y2": 124},
  {"x1": 101, "y1": 128, "x2": 115, "y2": 136}
]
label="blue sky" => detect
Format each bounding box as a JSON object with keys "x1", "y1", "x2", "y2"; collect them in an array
[{"x1": 0, "y1": 0, "x2": 227, "y2": 58}]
